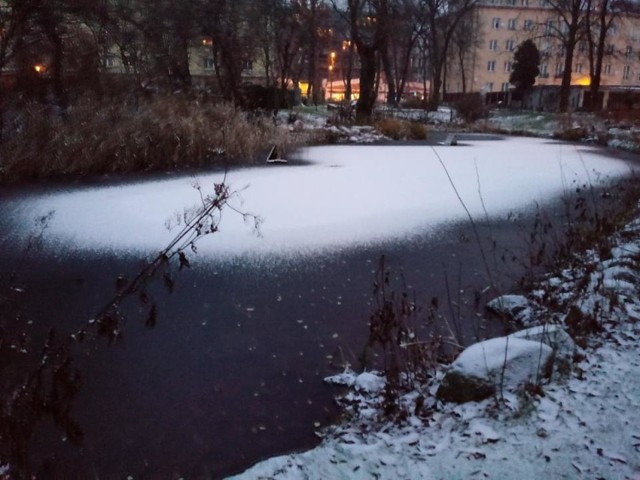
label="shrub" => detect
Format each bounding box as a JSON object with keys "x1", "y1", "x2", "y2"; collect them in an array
[
  {"x1": 453, "y1": 93, "x2": 489, "y2": 123},
  {"x1": 0, "y1": 96, "x2": 290, "y2": 183},
  {"x1": 375, "y1": 118, "x2": 428, "y2": 140}
]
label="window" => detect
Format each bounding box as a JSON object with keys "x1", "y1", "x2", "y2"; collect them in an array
[
  {"x1": 578, "y1": 42, "x2": 587, "y2": 54},
  {"x1": 489, "y1": 39, "x2": 498, "y2": 51},
  {"x1": 204, "y1": 58, "x2": 215, "y2": 70},
  {"x1": 545, "y1": 20, "x2": 554, "y2": 36},
  {"x1": 502, "y1": 82, "x2": 511, "y2": 92},
  {"x1": 504, "y1": 61, "x2": 512, "y2": 72},
  {"x1": 575, "y1": 63, "x2": 583, "y2": 73},
  {"x1": 540, "y1": 63, "x2": 548, "y2": 76},
  {"x1": 521, "y1": 0, "x2": 529, "y2": 6},
  {"x1": 604, "y1": 64, "x2": 612, "y2": 75},
  {"x1": 540, "y1": 0, "x2": 549, "y2": 6},
  {"x1": 485, "y1": 82, "x2": 494, "y2": 91},
  {"x1": 104, "y1": 57, "x2": 116, "y2": 68},
  {"x1": 506, "y1": 40, "x2": 515, "y2": 51},
  {"x1": 487, "y1": 60, "x2": 496, "y2": 71},
  {"x1": 623, "y1": 65, "x2": 631, "y2": 80},
  {"x1": 508, "y1": 18, "x2": 517, "y2": 30},
  {"x1": 555, "y1": 63, "x2": 563, "y2": 76},
  {"x1": 626, "y1": 46, "x2": 633, "y2": 58},
  {"x1": 492, "y1": 17, "x2": 501, "y2": 29},
  {"x1": 243, "y1": 60, "x2": 253, "y2": 71},
  {"x1": 524, "y1": 19, "x2": 533, "y2": 30}
]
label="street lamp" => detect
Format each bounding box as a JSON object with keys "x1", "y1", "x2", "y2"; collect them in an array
[{"x1": 328, "y1": 51, "x2": 337, "y2": 101}]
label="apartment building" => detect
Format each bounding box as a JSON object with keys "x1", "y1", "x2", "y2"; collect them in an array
[{"x1": 446, "y1": 0, "x2": 640, "y2": 95}]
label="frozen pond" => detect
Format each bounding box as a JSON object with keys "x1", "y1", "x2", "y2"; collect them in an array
[
  {"x1": 3, "y1": 136, "x2": 634, "y2": 258},
  {"x1": 0, "y1": 136, "x2": 636, "y2": 478}
]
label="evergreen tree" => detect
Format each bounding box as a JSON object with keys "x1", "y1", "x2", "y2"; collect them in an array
[{"x1": 509, "y1": 39, "x2": 540, "y2": 100}]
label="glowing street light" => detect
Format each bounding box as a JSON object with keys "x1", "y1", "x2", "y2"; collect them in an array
[
  {"x1": 34, "y1": 64, "x2": 45, "y2": 74},
  {"x1": 328, "y1": 64, "x2": 334, "y2": 100}
]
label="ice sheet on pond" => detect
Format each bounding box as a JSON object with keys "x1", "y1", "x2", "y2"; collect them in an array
[{"x1": 4, "y1": 137, "x2": 634, "y2": 259}]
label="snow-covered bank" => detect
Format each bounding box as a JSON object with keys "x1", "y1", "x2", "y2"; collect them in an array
[
  {"x1": 476, "y1": 111, "x2": 640, "y2": 154},
  {"x1": 230, "y1": 215, "x2": 640, "y2": 479}
]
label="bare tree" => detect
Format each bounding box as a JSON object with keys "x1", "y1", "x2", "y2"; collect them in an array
[
  {"x1": 332, "y1": 0, "x2": 389, "y2": 121},
  {"x1": 418, "y1": 0, "x2": 477, "y2": 109},
  {"x1": 199, "y1": 0, "x2": 259, "y2": 103},
  {"x1": 115, "y1": 0, "x2": 198, "y2": 92},
  {"x1": 258, "y1": 0, "x2": 306, "y2": 92},
  {"x1": 381, "y1": 0, "x2": 422, "y2": 104},
  {"x1": 544, "y1": 0, "x2": 589, "y2": 112},
  {"x1": 449, "y1": 10, "x2": 481, "y2": 94},
  {"x1": 584, "y1": 0, "x2": 620, "y2": 110}
]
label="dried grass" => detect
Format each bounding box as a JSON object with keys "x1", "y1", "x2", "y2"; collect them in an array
[
  {"x1": 0, "y1": 96, "x2": 290, "y2": 182},
  {"x1": 374, "y1": 118, "x2": 428, "y2": 141}
]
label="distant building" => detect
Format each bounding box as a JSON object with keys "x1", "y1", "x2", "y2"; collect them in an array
[{"x1": 445, "y1": 0, "x2": 640, "y2": 100}]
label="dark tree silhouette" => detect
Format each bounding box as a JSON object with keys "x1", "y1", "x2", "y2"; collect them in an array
[{"x1": 509, "y1": 39, "x2": 540, "y2": 102}]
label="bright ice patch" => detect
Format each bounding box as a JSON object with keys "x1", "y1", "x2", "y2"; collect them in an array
[{"x1": 4, "y1": 137, "x2": 633, "y2": 258}]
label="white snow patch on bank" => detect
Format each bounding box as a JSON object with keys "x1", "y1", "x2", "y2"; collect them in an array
[{"x1": 5, "y1": 138, "x2": 634, "y2": 258}]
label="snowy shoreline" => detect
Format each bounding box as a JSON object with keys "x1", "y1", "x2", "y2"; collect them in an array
[{"x1": 230, "y1": 210, "x2": 640, "y2": 479}]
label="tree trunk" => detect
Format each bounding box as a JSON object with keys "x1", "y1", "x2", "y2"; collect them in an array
[
  {"x1": 380, "y1": 45, "x2": 396, "y2": 105},
  {"x1": 356, "y1": 44, "x2": 377, "y2": 122},
  {"x1": 587, "y1": 0, "x2": 609, "y2": 111},
  {"x1": 559, "y1": 29, "x2": 577, "y2": 113},
  {"x1": 429, "y1": 62, "x2": 442, "y2": 110}
]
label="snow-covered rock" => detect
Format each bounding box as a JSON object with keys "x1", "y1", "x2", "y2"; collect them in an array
[
  {"x1": 509, "y1": 324, "x2": 578, "y2": 362},
  {"x1": 437, "y1": 337, "x2": 553, "y2": 403},
  {"x1": 486, "y1": 294, "x2": 536, "y2": 326},
  {"x1": 354, "y1": 372, "x2": 386, "y2": 393}
]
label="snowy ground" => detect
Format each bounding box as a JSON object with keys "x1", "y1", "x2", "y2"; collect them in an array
[
  {"x1": 477, "y1": 111, "x2": 640, "y2": 154},
  {"x1": 230, "y1": 208, "x2": 640, "y2": 480},
  {"x1": 4, "y1": 138, "x2": 633, "y2": 259}
]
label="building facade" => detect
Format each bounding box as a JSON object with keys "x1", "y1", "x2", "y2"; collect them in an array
[{"x1": 446, "y1": 0, "x2": 640, "y2": 96}]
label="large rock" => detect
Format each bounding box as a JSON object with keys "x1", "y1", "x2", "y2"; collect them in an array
[
  {"x1": 437, "y1": 337, "x2": 553, "y2": 403},
  {"x1": 486, "y1": 295, "x2": 535, "y2": 326},
  {"x1": 509, "y1": 324, "x2": 578, "y2": 361}
]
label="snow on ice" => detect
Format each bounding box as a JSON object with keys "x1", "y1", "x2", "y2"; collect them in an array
[{"x1": 5, "y1": 137, "x2": 635, "y2": 259}]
